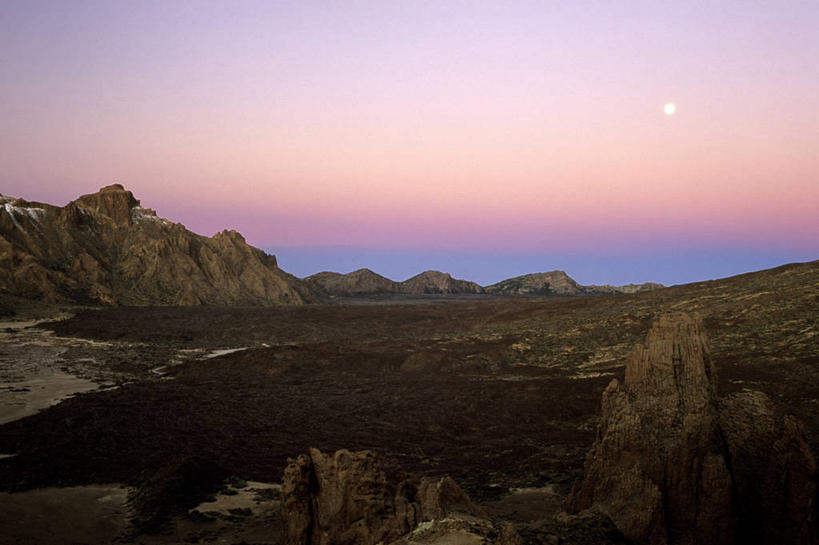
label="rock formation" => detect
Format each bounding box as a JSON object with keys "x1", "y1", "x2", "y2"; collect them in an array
[
  {"x1": 565, "y1": 313, "x2": 816, "y2": 545},
  {"x1": 486, "y1": 270, "x2": 663, "y2": 296},
  {"x1": 398, "y1": 270, "x2": 485, "y2": 295},
  {"x1": 306, "y1": 268, "x2": 400, "y2": 296},
  {"x1": 0, "y1": 185, "x2": 312, "y2": 306},
  {"x1": 281, "y1": 448, "x2": 519, "y2": 545}
]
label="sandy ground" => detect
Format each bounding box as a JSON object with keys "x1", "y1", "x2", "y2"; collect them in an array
[
  {"x1": 0, "y1": 317, "x2": 279, "y2": 544},
  {"x1": 0, "y1": 484, "x2": 131, "y2": 545},
  {"x1": 0, "y1": 319, "x2": 249, "y2": 426},
  {"x1": 136, "y1": 481, "x2": 282, "y2": 545},
  {"x1": 0, "y1": 319, "x2": 113, "y2": 425}
]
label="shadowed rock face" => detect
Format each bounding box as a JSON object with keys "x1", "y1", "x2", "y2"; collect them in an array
[
  {"x1": 281, "y1": 448, "x2": 518, "y2": 545},
  {"x1": 719, "y1": 390, "x2": 816, "y2": 545},
  {"x1": 0, "y1": 185, "x2": 312, "y2": 306},
  {"x1": 566, "y1": 313, "x2": 815, "y2": 545}
]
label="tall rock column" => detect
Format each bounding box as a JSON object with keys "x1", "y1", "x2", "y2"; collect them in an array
[
  {"x1": 565, "y1": 312, "x2": 816, "y2": 545},
  {"x1": 566, "y1": 313, "x2": 734, "y2": 544}
]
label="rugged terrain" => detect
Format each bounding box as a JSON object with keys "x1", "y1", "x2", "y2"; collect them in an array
[
  {"x1": 0, "y1": 259, "x2": 815, "y2": 543},
  {"x1": 566, "y1": 313, "x2": 815, "y2": 544},
  {"x1": 1, "y1": 186, "x2": 663, "y2": 310},
  {"x1": 0, "y1": 185, "x2": 311, "y2": 307}
]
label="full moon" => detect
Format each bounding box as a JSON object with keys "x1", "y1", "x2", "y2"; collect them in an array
[{"x1": 664, "y1": 103, "x2": 676, "y2": 115}]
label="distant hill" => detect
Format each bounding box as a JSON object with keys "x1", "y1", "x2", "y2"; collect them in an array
[
  {"x1": 0, "y1": 184, "x2": 667, "y2": 309},
  {"x1": 485, "y1": 271, "x2": 583, "y2": 295},
  {"x1": 0, "y1": 185, "x2": 312, "y2": 307},
  {"x1": 583, "y1": 282, "x2": 665, "y2": 295},
  {"x1": 306, "y1": 268, "x2": 399, "y2": 295},
  {"x1": 305, "y1": 268, "x2": 661, "y2": 298},
  {"x1": 306, "y1": 269, "x2": 483, "y2": 296},
  {"x1": 399, "y1": 270, "x2": 485, "y2": 295},
  {"x1": 486, "y1": 270, "x2": 663, "y2": 296}
]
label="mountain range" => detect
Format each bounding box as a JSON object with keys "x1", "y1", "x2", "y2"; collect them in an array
[{"x1": 1, "y1": 185, "x2": 661, "y2": 308}]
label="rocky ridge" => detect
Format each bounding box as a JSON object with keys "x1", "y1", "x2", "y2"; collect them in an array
[
  {"x1": 306, "y1": 269, "x2": 400, "y2": 295},
  {"x1": 281, "y1": 447, "x2": 520, "y2": 545},
  {"x1": 307, "y1": 269, "x2": 484, "y2": 296},
  {"x1": 306, "y1": 268, "x2": 661, "y2": 298},
  {"x1": 399, "y1": 270, "x2": 485, "y2": 295},
  {"x1": 0, "y1": 185, "x2": 311, "y2": 306},
  {"x1": 565, "y1": 313, "x2": 816, "y2": 545}
]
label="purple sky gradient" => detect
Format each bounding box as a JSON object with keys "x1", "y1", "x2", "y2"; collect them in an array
[{"x1": 1, "y1": 1, "x2": 817, "y2": 284}]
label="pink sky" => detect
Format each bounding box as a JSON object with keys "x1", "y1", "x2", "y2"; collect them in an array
[{"x1": 1, "y1": 1, "x2": 817, "y2": 280}]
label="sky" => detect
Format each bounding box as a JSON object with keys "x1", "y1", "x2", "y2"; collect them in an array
[{"x1": 1, "y1": 1, "x2": 817, "y2": 285}]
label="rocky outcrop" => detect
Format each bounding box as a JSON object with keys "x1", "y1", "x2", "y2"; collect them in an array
[
  {"x1": 281, "y1": 448, "x2": 518, "y2": 545},
  {"x1": 306, "y1": 269, "x2": 400, "y2": 296},
  {"x1": 0, "y1": 185, "x2": 312, "y2": 306},
  {"x1": 399, "y1": 270, "x2": 485, "y2": 295},
  {"x1": 486, "y1": 271, "x2": 663, "y2": 296},
  {"x1": 565, "y1": 313, "x2": 816, "y2": 545}
]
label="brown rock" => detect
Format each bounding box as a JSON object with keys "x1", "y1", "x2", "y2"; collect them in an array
[
  {"x1": 75, "y1": 184, "x2": 139, "y2": 225},
  {"x1": 281, "y1": 448, "x2": 421, "y2": 545},
  {"x1": 281, "y1": 448, "x2": 513, "y2": 545},
  {"x1": 719, "y1": 390, "x2": 816, "y2": 545},
  {"x1": 566, "y1": 313, "x2": 733, "y2": 544},
  {"x1": 0, "y1": 185, "x2": 313, "y2": 306},
  {"x1": 565, "y1": 312, "x2": 816, "y2": 545}
]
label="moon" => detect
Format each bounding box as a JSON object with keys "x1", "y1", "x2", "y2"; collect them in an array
[{"x1": 664, "y1": 103, "x2": 676, "y2": 115}]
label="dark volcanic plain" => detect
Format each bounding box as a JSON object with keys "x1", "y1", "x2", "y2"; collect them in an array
[{"x1": 0, "y1": 260, "x2": 817, "y2": 542}]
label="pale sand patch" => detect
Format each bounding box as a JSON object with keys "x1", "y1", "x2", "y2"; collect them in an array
[
  {"x1": 0, "y1": 319, "x2": 115, "y2": 424},
  {"x1": 138, "y1": 482, "x2": 282, "y2": 545},
  {"x1": 0, "y1": 485, "x2": 130, "y2": 545},
  {"x1": 0, "y1": 369, "x2": 103, "y2": 425},
  {"x1": 202, "y1": 347, "x2": 249, "y2": 359},
  {"x1": 193, "y1": 481, "x2": 280, "y2": 517}
]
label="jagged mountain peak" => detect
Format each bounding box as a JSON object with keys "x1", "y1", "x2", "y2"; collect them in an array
[
  {"x1": 75, "y1": 184, "x2": 141, "y2": 225},
  {"x1": 0, "y1": 186, "x2": 311, "y2": 306}
]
